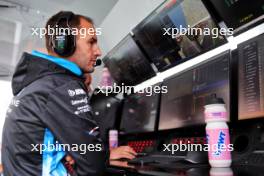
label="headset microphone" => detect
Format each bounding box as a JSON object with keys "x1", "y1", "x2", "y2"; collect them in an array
[{"x1": 94, "y1": 59, "x2": 102, "y2": 67}]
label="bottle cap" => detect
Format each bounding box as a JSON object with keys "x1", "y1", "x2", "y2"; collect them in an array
[
  {"x1": 109, "y1": 129, "x2": 118, "y2": 135},
  {"x1": 206, "y1": 94, "x2": 225, "y2": 105}
]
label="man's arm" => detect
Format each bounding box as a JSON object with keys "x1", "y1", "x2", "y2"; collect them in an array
[{"x1": 41, "y1": 81, "x2": 107, "y2": 176}]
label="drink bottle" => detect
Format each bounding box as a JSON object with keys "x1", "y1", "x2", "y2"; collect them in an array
[
  {"x1": 205, "y1": 94, "x2": 232, "y2": 167},
  {"x1": 109, "y1": 129, "x2": 118, "y2": 150}
]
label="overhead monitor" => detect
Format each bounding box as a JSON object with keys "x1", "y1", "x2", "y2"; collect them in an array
[
  {"x1": 207, "y1": 0, "x2": 264, "y2": 34},
  {"x1": 133, "y1": 0, "x2": 226, "y2": 72},
  {"x1": 103, "y1": 34, "x2": 156, "y2": 86}
]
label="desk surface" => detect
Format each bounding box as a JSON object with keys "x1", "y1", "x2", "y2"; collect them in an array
[{"x1": 108, "y1": 160, "x2": 263, "y2": 176}]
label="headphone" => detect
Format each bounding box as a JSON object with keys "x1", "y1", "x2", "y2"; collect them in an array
[{"x1": 51, "y1": 11, "x2": 76, "y2": 57}]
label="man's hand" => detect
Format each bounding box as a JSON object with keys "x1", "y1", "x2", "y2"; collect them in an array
[
  {"x1": 110, "y1": 146, "x2": 137, "y2": 160},
  {"x1": 64, "y1": 145, "x2": 137, "y2": 164},
  {"x1": 65, "y1": 155, "x2": 75, "y2": 165}
]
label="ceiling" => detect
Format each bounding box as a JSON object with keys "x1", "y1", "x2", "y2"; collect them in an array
[{"x1": 0, "y1": 0, "x2": 118, "y2": 25}]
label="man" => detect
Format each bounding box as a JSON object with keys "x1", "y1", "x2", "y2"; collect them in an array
[{"x1": 2, "y1": 11, "x2": 135, "y2": 176}]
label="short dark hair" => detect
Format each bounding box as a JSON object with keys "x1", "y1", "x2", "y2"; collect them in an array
[{"x1": 45, "y1": 11, "x2": 93, "y2": 53}]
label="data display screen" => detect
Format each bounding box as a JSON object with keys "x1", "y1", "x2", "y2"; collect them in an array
[
  {"x1": 238, "y1": 34, "x2": 264, "y2": 120},
  {"x1": 159, "y1": 51, "x2": 230, "y2": 130},
  {"x1": 120, "y1": 92, "x2": 160, "y2": 133}
]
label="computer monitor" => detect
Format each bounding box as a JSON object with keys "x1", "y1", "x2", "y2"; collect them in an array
[
  {"x1": 102, "y1": 34, "x2": 156, "y2": 86},
  {"x1": 90, "y1": 90, "x2": 122, "y2": 143},
  {"x1": 238, "y1": 34, "x2": 264, "y2": 120},
  {"x1": 159, "y1": 50, "x2": 230, "y2": 130},
  {"x1": 120, "y1": 91, "x2": 160, "y2": 134},
  {"x1": 133, "y1": 0, "x2": 226, "y2": 72},
  {"x1": 207, "y1": 0, "x2": 264, "y2": 34}
]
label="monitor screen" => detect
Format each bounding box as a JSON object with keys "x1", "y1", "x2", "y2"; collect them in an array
[
  {"x1": 90, "y1": 91, "x2": 122, "y2": 142},
  {"x1": 133, "y1": 0, "x2": 226, "y2": 72},
  {"x1": 159, "y1": 51, "x2": 230, "y2": 130},
  {"x1": 120, "y1": 91, "x2": 160, "y2": 134},
  {"x1": 208, "y1": 0, "x2": 264, "y2": 33},
  {"x1": 238, "y1": 34, "x2": 264, "y2": 120},
  {"x1": 103, "y1": 34, "x2": 156, "y2": 86}
]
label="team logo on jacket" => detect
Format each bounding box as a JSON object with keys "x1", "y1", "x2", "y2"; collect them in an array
[
  {"x1": 68, "y1": 90, "x2": 76, "y2": 97},
  {"x1": 68, "y1": 89, "x2": 86, "y2": 97},
  {"x1": 71, "y1": 97, "x2": 88, "y2": 105},
  {"x1": 74, "y1": 104, "x2": 91, "y2": 115}
]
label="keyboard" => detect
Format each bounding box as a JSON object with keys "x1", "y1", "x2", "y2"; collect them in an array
[
  {"x1": 127, "y1": 140, "x2": 155, "y2": 153},
  {"x1": 150, "y1": 162, "x2": 209, "y2": 170},
  {"x1": 128, "y1": 154, "x2": 185, "y2": 165}
]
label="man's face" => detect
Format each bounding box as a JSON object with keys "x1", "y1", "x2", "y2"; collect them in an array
[{"x1": 70, "y1": 18, "x2": 101, "y2": 73}]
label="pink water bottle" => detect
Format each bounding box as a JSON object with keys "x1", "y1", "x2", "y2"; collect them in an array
[
  {"x1": 99, "y1": 67, "x2": 113, "y2": 87},
  {"x1": 109, "y1": 130, "x2": 118, "y2": 150},
  {"x1": 205, "y1": 95, "x2": 232, "y2": 167}
]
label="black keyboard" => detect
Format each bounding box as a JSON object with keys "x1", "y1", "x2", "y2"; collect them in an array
[
  {"x1": 128, "y1": 154, "x2": 185, "y2": 165},
  {"x1": 150, "y1": 161, "x2": 209, "y2": 169}
]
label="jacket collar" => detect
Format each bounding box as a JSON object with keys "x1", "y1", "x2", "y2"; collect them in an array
[{"x1": 31, "y1": 50, "x2": 82, "y2": 76}]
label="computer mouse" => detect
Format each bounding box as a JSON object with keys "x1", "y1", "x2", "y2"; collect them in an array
[{"x1": 136, "y1": 152, "x2": 148, "y2": 157}]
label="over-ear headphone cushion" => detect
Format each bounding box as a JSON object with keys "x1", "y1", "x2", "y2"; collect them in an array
[
  {"x1": 54, "y1": 32, "x2": 75, "y2": 57},
  {"x1": 52, "y1": 11, "x2": 76, "y2": 57}
]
